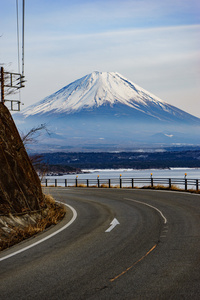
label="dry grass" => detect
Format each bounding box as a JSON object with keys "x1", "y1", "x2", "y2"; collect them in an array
[
  {"x1": 0, "y1": 194, "x2": 66, "y2": 251},
  {"x1": 141, "y1": 184, "x2": 200, "y2": 193},
  {"x1": 113, "y1": 185, "x2": 120, "y2": 188},
  {"x1": 77, "y1": 184, "x2": 87, "y2": 187},
  {"x1": 43, "y1": 183, "x2": 200, "y2": 193},
  {"x1": 100, "y1": 184, "x2": 109, "y2": 188},
  {"x1": 142, "y1": 184, "x2": 170, "y2": 190}
]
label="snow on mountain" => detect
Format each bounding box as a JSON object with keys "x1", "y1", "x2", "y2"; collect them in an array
[
  {"x1": 13, "y1": 71, "x2": 200, "y2": 151},
  {"x1": 21, "y1": 71, "x2": 188, "y2": 121}
]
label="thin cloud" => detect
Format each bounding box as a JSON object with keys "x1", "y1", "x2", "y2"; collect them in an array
[{"x1": 2, "y1": 0, "x2": 200, "y2": 117}]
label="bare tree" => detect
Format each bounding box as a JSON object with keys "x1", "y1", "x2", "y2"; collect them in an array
[
  {"x1": 20, "y1": 124, "x2": 51, "y2": 180},
  {"x1": 21, "y1": 124, "x2": 50, "y2": 146}
]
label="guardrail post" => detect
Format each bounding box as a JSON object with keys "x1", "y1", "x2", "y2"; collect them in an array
[
  {"x1": 169, "y1": 178, "x2": 171, "y2": 189},
  {"x1": 196, "y1": 179, "x2": 198, "y2": 191},
  {"x1": 151, "y1": 177, "x2": 153, "y2": 187},
  {"x1": 185, "y1": 179, "x2": 187, "y2": 191},
  {"x1": 55, "y1": 179, "x2": 57, "y2": 187},
  {"x1": 45, "y1": 179, "x2": 48, "y2": 187},
  {"x1": 76, "y1": 177, "x2": 78, "y2": 187},
  {"x1": 87, "y1": 179, "x2": 89, "y2": 187},
  {"x1": 119, "y1": 174, "x2": 122, "y2": 188},
  {"x1": 132, "y1": 178, "x2": 134, "y2": 189},
  {"x1": 65, "y1": 179, "x2": 67, "y2": 187},
  {"x1": 109, "y1": 179, "x2": 111, "y2": 188}
]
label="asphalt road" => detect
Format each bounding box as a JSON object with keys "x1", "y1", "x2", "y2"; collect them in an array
[{"x1": 1, "y1": 188, "x2": 200, "y2": 299}]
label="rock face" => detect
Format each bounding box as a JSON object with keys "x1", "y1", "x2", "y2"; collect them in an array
[{"x1": 0, "y1": 103, "x2": 44, "y2": 215}]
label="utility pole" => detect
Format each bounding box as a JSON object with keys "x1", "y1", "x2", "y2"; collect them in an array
[
  {"x1": 1, "y1": 0, "x2": 26, "y2": 111},
  {"x1": 1, "y1": 67, "x2": 4, "y2": 104}
]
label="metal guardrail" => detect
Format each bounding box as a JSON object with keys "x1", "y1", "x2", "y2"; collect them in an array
[{"x1": 41, "y1": 177, "x2": 200, "y2": 191}]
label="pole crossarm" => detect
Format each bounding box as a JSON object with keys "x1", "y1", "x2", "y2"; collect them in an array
[
  {"x1": 4, "y1": 100, "x2": 21, "y2": 111},
  {"x1": 4, "y1": 71, "x2": 25, "y2": 89},
  {"x1": 0, "y1": 67, "x2": 25, "y2": 111}
]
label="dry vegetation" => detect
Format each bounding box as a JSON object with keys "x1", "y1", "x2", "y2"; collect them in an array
[
  {"x1": 141, "y1": 184, "x2": 200, "y2": 193},
  {"x1": 65, "y1": 182, "x2": 200, "y2": 193},
  {"x1": 0, "y1": 194, "x2": 66, "y2": 251}
]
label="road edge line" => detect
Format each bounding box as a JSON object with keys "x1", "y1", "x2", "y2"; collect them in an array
[{"x1": 125, "y1": 198, "x2": 167, "y2": 224}]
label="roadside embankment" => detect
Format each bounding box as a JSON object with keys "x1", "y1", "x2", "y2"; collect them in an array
[
  {"x1": 0, "y1": 194, "x2": 66, "y2": 251},
  {"x1": 0, "y1": 103, "x2": 66, "y2": 251}
]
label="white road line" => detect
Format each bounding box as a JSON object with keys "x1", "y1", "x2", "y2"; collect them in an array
[
  {"x1": 124, "y1": 198, "x2": 167, "y2": 224},
  {"x1": 0, "y1": 202, "x2": 77, "y2": 262}
]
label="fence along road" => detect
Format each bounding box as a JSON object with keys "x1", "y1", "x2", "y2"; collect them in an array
[
  {"x1": 1, "y1": 188, "x2": 200, "y2": 299},
  {"x1": 42, "y1": 176, "x2": 200, "y2": 191}
]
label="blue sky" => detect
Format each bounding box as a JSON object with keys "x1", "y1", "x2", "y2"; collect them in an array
[{"x1": 1, "y1": 0, "x2": 200, "y2": 116}]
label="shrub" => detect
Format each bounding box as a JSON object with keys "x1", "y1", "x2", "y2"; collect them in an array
[{"x1": 0, "y1": 194, "x2": 66, "y2": 251}]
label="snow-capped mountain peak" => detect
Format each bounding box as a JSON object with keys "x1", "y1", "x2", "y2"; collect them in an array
[
  {"x1": 22, "y1": 71, "x2": 168, "y2": 117},
  {"x1": 13, "y1": 71, "x2": 200, "y2": 151}
]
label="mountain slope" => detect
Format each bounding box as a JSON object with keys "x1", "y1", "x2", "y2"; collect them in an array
[
  {"x1": 21, "y1": 71, "x2": 199, "y2": 123},
  {"x1": 13, "y1": 71, "x2": 200, "y2": 151}
]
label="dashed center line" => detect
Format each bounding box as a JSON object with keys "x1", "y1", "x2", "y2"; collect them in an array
[
  {"x1": 109, "y1": 198, "x2": 168, "y2": 282},
  {"x1": 110, "y1": 244, "x2": 157, "y2": 282}
]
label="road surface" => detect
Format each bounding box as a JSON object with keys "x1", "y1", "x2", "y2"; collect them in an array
[{"x1": 1, "y1": 188, "x2": 200, "y2": 299}]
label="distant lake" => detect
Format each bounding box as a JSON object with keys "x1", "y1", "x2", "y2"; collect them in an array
[
  {"x1": 42, "y1": 168, "x2": 200, "y2": 190},
  {"x1": 44, "y1": 168, "x2": 200, "y2": 180}
]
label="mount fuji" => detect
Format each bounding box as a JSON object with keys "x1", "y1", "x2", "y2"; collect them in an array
[{"x1": 13, "y1": 71, "x2": 200, "y2": 151}]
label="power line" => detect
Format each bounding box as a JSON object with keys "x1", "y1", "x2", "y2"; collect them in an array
[
  {"x1": 16, "y1": 0, "x2": 25, "y2": 77},
  {"x1": 22, "y1": 0, "x2": 25, "y2": 77},
  {"x1": 16, "y1": 0, "x2": 21, "y2": 75}
]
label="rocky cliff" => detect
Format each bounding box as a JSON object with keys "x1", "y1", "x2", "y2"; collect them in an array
[{"x1": 0, "y1": 103, "x2": 44, "y2": 215}]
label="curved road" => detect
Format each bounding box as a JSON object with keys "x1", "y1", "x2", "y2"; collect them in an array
[{"x1": 1, "y1": 188, "x2": 200, "y2": 299}]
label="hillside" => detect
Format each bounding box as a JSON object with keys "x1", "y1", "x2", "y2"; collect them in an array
[
  {"x1": 37, "y1": 150, "x2": 200, "y2": 170},
  {"x1": 0, "y1": 103, "x2": 65, "y2": 250},
  {"x1": 0, "y1": 103, "x2": 44, "y2": 215}
]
